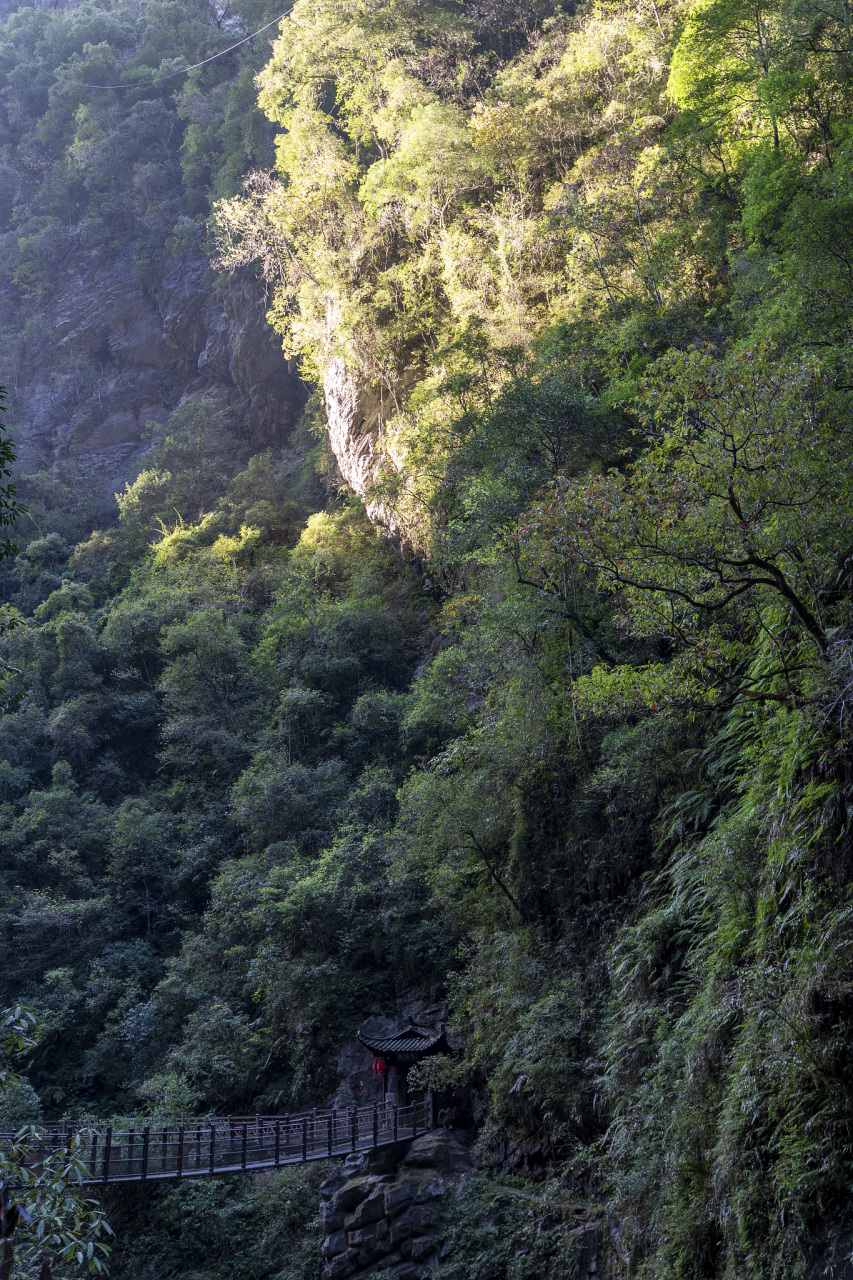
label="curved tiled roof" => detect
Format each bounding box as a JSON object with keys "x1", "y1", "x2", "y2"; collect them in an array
[{"x1": 357, "y1": 1025, "x2": 449, "y2": 1057}]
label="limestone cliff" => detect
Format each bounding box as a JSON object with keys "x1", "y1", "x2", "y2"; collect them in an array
[
  {"x1": 6, "y1": 231, "x2": 407, "y2": 538},
  {"x1": 323, "y1": 357, "x2": 397, "y2": 535},
  {"x1": 7, "y1": 249, "x2": 307, "y2": 495},
  {"x1": 321, "y1": 344, "x2": 428, "y2": 541}
]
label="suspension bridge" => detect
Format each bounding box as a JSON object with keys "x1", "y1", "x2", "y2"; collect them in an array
[{"x1": 1, "y1": 1099, "x2": 435, "y2": 1187}]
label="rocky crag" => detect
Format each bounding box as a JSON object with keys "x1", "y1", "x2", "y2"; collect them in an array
[
  {"x1": 319, "y1": 1129, "x2": 474, "y2": 1280},
  {"x1": 6, "y1": 230, "x2": 405, "y2": 531},
  {"x1": 318, "y1": 1125, "x2": 610, "y2": 1280},
  {"x1": 322, "y1": 358, "x2": 423, "y2": 541},
  {"x1": 7, "y1": 249, "x2": 306, "y2": 495}
]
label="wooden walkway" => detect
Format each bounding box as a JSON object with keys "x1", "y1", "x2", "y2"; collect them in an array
[{"x1": 0, "y1": 1101, "x2": 432, "y2": 1186}]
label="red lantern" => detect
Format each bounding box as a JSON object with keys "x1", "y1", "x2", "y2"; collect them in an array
[{"x1": 372, "y1": 1058, "x2": 386, "y2": 1076}]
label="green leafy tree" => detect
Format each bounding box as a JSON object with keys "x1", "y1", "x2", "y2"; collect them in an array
[
  {"x1": 117, "y1": 398, "x2": 239, "y2": 539},
  {"x1": 0, "y1": 1007, "x2": 112, "y2": 1278},
  {"x1": 521, "y1": 347, "x2": 853, "y2": 707}
]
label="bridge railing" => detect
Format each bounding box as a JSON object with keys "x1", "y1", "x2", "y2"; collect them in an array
[{"x1": 0, "y1": 1099, "x2": 432, "y2": 1185}]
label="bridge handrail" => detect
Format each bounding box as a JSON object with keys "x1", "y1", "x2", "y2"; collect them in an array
[{"x1": 0, "y1": 1098, "x2": 434, "y2": 1185}]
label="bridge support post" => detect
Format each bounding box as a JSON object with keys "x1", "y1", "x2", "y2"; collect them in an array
[
  {"x1": 351, "y1": 1106, "x2": 357, "y2": 1152},
  {"x1": 209, "y1": 1124, "x2": 216, "y2": 1175},
  {"x1": 328, "y1": 1113, "x2": 333, "y2": 1157},
  {"x1": 241, "y1": 1123, "x2": 248, "y2": 1172},
  {"x1": 177, "y1": 1126, "x2": 184, "y2": 1179},
  {"x1": 373, "y1": 1105, "x2": 378, "y2": 1149},
  {"x1": 141, "y1": 1127, "x2": 150, "y2": 1182},
  {"x1": 393, "y1": 1106, "x2": 398, "y2": 1142},
  {"x1": 301, "y1": 1117, "x2": 307, "y2": 1161},
  {"x1": 102, "y1": 1126, "x2": 112, "y2": 1184},
  {"x1": 274, "y1": 1121, "x2": 281, "y2": 1167}
]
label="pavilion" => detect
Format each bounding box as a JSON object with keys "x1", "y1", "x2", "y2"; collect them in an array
[{"x1": 357, "y1": 1022, "x2": 450, "y2": 1106}]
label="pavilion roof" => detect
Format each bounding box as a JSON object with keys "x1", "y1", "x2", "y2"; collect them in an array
[{"x1": 357, "y1": 1024, "x2": 450, "y2": 1059}]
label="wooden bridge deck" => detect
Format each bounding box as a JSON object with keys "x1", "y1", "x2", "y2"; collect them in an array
[{"x1": 0, "y1": 1101, "x2": 432, "y2": 1186}]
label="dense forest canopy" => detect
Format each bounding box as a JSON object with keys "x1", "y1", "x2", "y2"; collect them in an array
[{"x1": 1, "y1": 0, "x2": 853, "y2": 1275}]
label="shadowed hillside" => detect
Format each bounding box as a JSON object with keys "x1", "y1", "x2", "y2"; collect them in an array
[{"x1": 3, "y1": 0, "x2": 853, "y2": 1276}]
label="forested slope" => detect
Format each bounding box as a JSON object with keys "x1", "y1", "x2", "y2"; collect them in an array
[{"x1": 3, "y1": 0, "x2": 853, "y2": 1276}]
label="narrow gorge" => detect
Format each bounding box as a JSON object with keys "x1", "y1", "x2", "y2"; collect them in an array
[{"x1": 2, "y1": 0, "x2": 853, "y2": 1278}]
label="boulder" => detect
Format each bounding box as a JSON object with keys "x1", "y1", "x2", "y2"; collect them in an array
[
  {"x1": 389, "y1": 1202, "x2": 442, "y2": 1246},
  {"x1": 320, "y1": 1201, "x2": 347, "y2": 1233},
  {"x1": 384, "y1": 1180, "x2": 418, "y2": 1217},
  {"x1": 377, "y1": 1264, "x2": 420, "y2": 1280},
  {"x1": 346, "y1": 1191, "x2": 386, "y2": 1229},
  {"x1": 329, "y1": 1180, "x2": 369, "y2": 1214},
  {"x1": 410, "y1": 1236, "x2": 440, "y2": 1263},
  {"x1": 325, "y1": 1248, "x2": 359, "y2": 1280},
  {"x1": 322, "y1": 1230, "x2": 349, "y2": 1259},
  {"x1": 348, "y1": 1220, "x2": 390, "y2": 1248},
  {"x1": 415, "y1": 1179, "x2": 446, "y2": 1202}
]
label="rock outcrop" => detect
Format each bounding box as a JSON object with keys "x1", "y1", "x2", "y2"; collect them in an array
[
  {"x1": 9, "y1": 228, "x2": 414, "y2": 540},
  {"x1": 319, "y1": 1129, "x2": 474, "y2": 1280},
  {"x1": 323, "y1": 357, "x2": 400, "y2": 535},
  {"x1": 9, "y1": 230, "x2": 413, "y2": 534},
  {"x1": 322, "y1": 356, "x2": 423, "y2": 540},
  {"x1": 324, "y1": 359, "x2": 382, "y2": 512},
  {"x1": 10, "y1": 249, "x2": 306, "y2": 495}
]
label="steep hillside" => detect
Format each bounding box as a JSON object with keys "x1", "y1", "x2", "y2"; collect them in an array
[
  {"x1": 0, "y1": 0, "x2": 306, "y2": 498},
  {"x1": 3, "y1": 0, "x2": 853, "y2": 1277}
]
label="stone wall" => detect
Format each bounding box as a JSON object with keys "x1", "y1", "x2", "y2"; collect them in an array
[{"x1": 319, "y1": 1129, "x2": 474, "y2": 1280}]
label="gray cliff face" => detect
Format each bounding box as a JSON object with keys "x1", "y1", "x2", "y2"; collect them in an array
[
  {"x1": 10, "y1": 237, "x2": 410, "y2": 533},
  {"x1": 324, "y1": 359, "x2": 377, "y2": 501},
  {"x1": 323, "y1": 356, "x2": 424, "y2": 540},
  {"x1": 323, "y1": 357, "x2": 394, "y2": 532},
  {"x1": 319, "y1": 1129, "x2": 474, "y2": 1280},
  {"x1": 10, "y1": 250, "x2": 307, "y2": 495}
]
